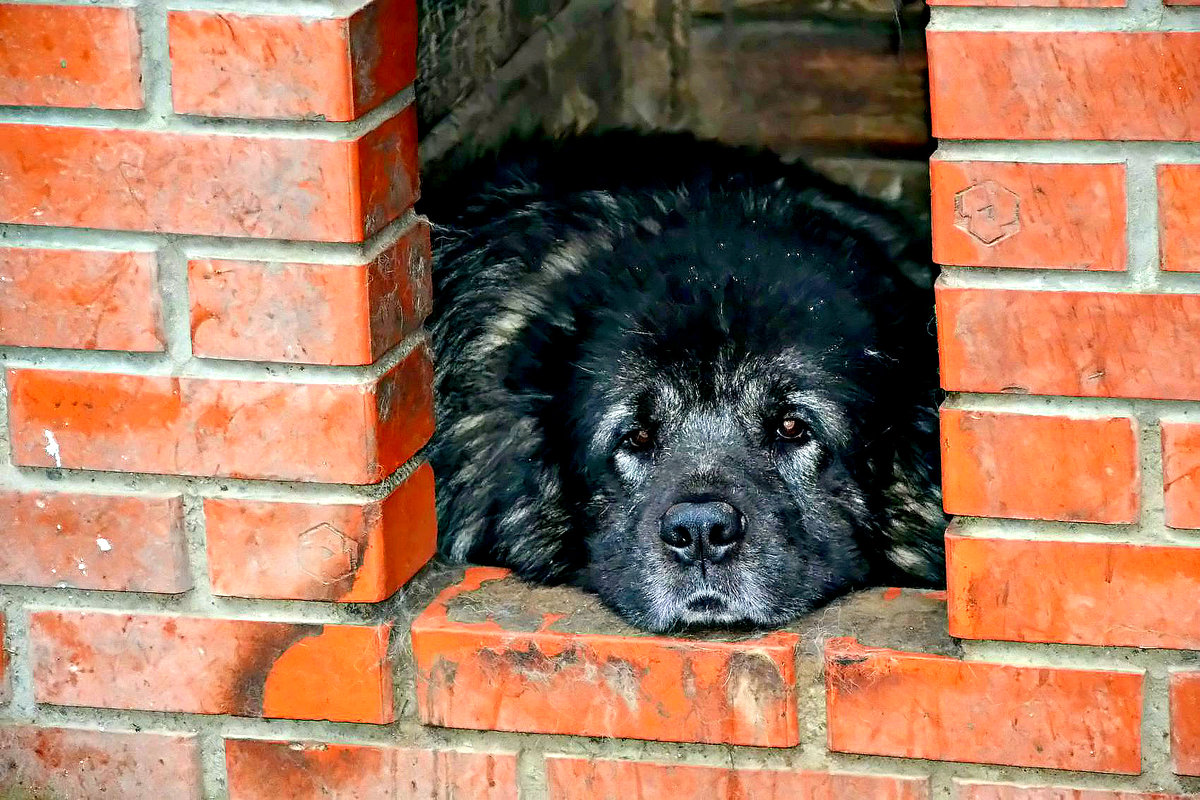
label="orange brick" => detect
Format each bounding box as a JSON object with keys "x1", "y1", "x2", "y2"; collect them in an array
[
  {"x1": 957, "y1": 781, "x2": 1195, "y2": 799},
  {"x1": 947, "y1": 530, "x2": 1200, "y2": 649},
  {"x1": 0, "y1": 108, "x2": 417, "y2": 242},
  {"x1": 1160, "y1": 165, "x2": 1200, "y2": 273},
  {"x1": 0, "y1": 489, "x2": 190, "y2": 593},
  {"x1": 929, "y1": 32, "x2": 1200, "y2": 141},
  {"x1": 826, "y1": 638, "x2": 1143, "y2": 772},
  {"x1": 1174, "y1": 672, "x2": 1200, "y2": 776},
  {"x1": 169, "y1": 0, "x2": 415, "y2": 121},
  {"x1": 30, "y1": 610, "x2": 393, "y2": 723},
  {"x1": 0, "y1": 247, "x2": 164, "y2": 351},
  {"x1": 0, "y1": 4, "x2": 142, "y2": 109},
  {"x1": 0, "y1": 726, "x2": 201, "y2": 800},
  {"x1": 6, "y1": 345, "x2": 433, "y2": 483},
  {"x1": 412, "y1": 568, "x2": 801, "y2": 747},
  {"x1": 1163, "y1": 422, "x2": 1200, "y2": 529},
  {"x1": 226, "y1": 739, "x2": 517, "y2": 799},
  {"x1": 189, "y1": 221, "x2": 431, "y2": 365},
  {"x1": 937, "y1": 285, "x2": 1200, "y2": 400},
  {"x1": 930, "y1": 161, "x2": 1125, "y2": 271},
  {"x1": 940, "y1": 408, "x2": 1139, "y2": 523},
  {"x1": 205, "y1": 463, "x2": 435, "y2": 601},
  {"x1": 545, "y1": 757, "x2": 930, "y2": 799}
]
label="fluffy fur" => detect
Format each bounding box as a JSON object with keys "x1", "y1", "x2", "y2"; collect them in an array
[{"x1": 419, "y1": 130, "x2": 947, "y2": 632}]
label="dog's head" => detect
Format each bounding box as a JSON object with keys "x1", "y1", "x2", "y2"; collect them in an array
[{"x1": 522, "y1": 215, "x2": 940, "y2": 632}]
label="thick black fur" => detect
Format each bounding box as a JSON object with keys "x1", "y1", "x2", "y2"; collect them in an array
[{"x1": 419, "y1": 130, "x2": 947, "y2": 632}]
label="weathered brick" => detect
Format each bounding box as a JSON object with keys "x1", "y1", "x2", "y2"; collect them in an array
[
  {"x1": 0, "y1": 246, "x2": 164, "y2": 351},
  {"x1": 826, "y1": 637, "x2": 1143, "y2": 772},
  {"x1": 30, "y1": 610, "x2": 393, "y2": 723},
  {"x1": 226, "y1": 739, "x2": 517, "y2": 799},
  {"x1": 0, "y1": 725, "x2": 201, "y2": 800},
  {"x1": 205, "y1": 463, "x2": 435, "y2": 601},
  {"x1": 689, "y1": 24, "x2": 929, "y2": 152},
  {"x1": 169, "y1": 0, "x2": 415, "y2": 121},
  {"x1": 930, "y1": 161, "x2": 1125, "y2": 271},
  {"x1": 6, "y1": 344, "x2": 433, "y2": 483},
  {"x1": 947, "y1": 529, "x2": 1200, "y2": 649},
  {"x1": 1160, "y1": 165, "x2": 1200, "y2": 273},
  {"x1": 189, "y1": 220, "x2": 431, "y2": 365},
  {"x1": 957, "y1": 781, "x2": 1195, "y2": 799},
  {"x1": 1173, "y1": 672, "x2": 1200, "y2": 776},
  {"x1": 412, "y1": 568, "x2": 801, "y2": 747},
  {"x1": 545, "y1": 757, "x2": 931, "y2": 799},
  {"x1": 940, "y1": 408, "x2": 1139, "y2": 523},
  {"x1": 0, "y1": 4, "x2": 143, "y2": 109},
  {"x1": 929, "y1": 32, "x2": 1200, "y2": 140},
  {"x1": 937, "y1": 285, "x2": 1200, "y2": 400},
  {"x1": 1163, "y1": 422, "x2": 1200, "y2": 529},
  {"x1": 0, "y1": 107, "x2": 417, "y2": 242},
  {"x1": 0, "y1": 488, "x2": 190, "y2": 593}
]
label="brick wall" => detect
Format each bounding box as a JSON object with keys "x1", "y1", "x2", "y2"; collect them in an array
[
  {"x1": 4, "y1": 1, "x2": 1200, "y2": 800},
  {"x1": 0, "y1": 0, "x2": 442, "y2": 796}
]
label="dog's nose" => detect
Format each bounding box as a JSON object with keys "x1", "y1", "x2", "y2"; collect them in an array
[{"x1": 659, "y1": 501, "x2": 744, "y2": 564}]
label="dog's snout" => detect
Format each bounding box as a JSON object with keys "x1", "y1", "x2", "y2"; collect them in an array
[{"x1": 659, "y1": 501, "x2": 744, "y2": 563}]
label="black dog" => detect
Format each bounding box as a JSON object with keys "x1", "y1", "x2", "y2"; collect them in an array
[{"x1": 419, "y1": 130, "x2": 946, "y2": 633}]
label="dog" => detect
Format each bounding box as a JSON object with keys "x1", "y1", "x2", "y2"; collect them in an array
[{"x1": 419, "y1": 130, "x2": 947, "y2": 633}]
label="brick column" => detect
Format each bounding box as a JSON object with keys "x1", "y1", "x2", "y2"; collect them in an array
[
  {"x1": 926, "y1": 0, "x2": 1200, "y2": 794},
  {"x1": 0, "y1": 2, "x2": 493, "y2": 797}
]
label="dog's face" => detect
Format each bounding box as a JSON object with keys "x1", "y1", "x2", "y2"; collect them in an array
[{"x1": 563, "y1": 231, "x2": 897, "y2": 632}]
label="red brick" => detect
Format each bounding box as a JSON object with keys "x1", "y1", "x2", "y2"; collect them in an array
[
  {"x1": 0, "y1": 489, "x2": 189, "y2": 593},
  {"x1": 189, "y1": 221, "x2": 431, "y2": 365},
  {"x1": 947, "y1": 530, "x2": 1200, "y2": 649},
  {"x1": 169, "y1": 0, "x2": 415, "y2": 121},
  {"x1": 940, "y1": 408, "x2": 1139, "y2": 523},
  {"x1": 30, "y1": 610, "x2": 393, "y2": 723},
  {"x1": 957, "y1": 781, "x2": 1195, "y2": 799},
  {"x1": 930, "y1": 161, "x2": 1125, "y2": 271},
  {"x1": 0, "y1": 108, "x2": 417, "y2": 242},
  {"x1": 1174, "y1": 672, "x2": 1200, "y2": 776},
  {"x1": 226, "y1": 739, "x2": 517, "y2": 799},
  {"x1": 937, "y1": 285, "x2": 1200, "y2": 400},
  {"x1": 929, "y1": 32, "x2": 1200, "y2": 141},
  {"x1": 0, "y1": 4, "x2": 142, "y2": 109},
  {"x1": 545, "y1": 757, "x2": 930, "y2": 799},
  {"x1": 6, "y1": 345, "x2": 433, "y2": 483},
  {"x1": 412, "y1": 568, "x2": 801, "y2": 747},
  {"x1": 1163, "y1": 422, "x2": 1200, "y2": 529},
  {"x1": 206, "y1": 463, "x2": 435, "y2": 601},
  {"x1": 0, "y1": 725, "x2": 201, "y2": 800},
  {"x1": 825, "y1": 637, "x2": 1143, "y2": 773},
  {"x1": 0, "y1": 247, "x2": 164, "y2": 351},
  {"x1": 1160, "y1": 165, "x2": 1200, "y2": 273}
]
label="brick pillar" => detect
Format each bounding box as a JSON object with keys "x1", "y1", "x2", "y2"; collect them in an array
[
  {"x1": 0, "y1": 2, "x2": 486, "y2": 797},
  {"x1": 926, "y1": 0, "x2": 1200, "y2": 794}
]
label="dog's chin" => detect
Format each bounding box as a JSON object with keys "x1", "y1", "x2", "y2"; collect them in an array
[{"x1": 622, "y1": 588, "x2": 810, "y2": 635}]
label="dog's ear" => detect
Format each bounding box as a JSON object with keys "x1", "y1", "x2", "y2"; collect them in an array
[{"x1": 780, "y1": 176, "x2": 937, "y2": 291}]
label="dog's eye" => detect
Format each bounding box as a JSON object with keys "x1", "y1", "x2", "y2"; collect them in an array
[
  {"x1": 776, "y1": 418, "x2": 810, "y2": 442},
  {"x1": 625, "y1": 428, "x2": 654, "y2": 450}
]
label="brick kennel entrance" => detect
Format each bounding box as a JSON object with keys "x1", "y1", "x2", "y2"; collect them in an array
[{"x1": 1, "y1": 0, "x2": 1200, "y2": 797}]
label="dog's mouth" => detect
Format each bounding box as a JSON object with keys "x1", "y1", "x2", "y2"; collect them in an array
[{"x1": 683, "y1": 593, "x2": 727, "y2": 614}]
